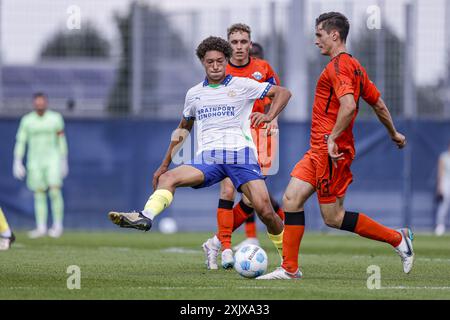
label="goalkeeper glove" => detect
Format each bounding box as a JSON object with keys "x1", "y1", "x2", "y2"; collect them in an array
[{"x1": 13, "y1": 157, "x2": 26, "y2": 180}]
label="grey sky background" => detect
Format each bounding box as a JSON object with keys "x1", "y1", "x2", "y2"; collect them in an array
[{"x1": 0, "y1": 0, "x2": 447, "y2": 85}]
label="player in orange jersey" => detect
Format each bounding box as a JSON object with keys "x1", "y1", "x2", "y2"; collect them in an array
[
  {"x1": 228, "y1": 39, "x2": 282, "y2": 252},
  {"x1": 259, "y1": 12, "x2": 414, "y2": 280},
  {"x1": 230, "y1": 41, "x2": 279, "y2": 252},
  {"x1": 202, "y1": 24, "x2": 285, "y2": 270}
]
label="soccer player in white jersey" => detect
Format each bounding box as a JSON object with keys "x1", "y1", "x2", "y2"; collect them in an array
[
  {"x1": 108, "y1": 36, "x2": 292, "y2": 260},
  {"x1": 435, "y1": 141, "x2": 450, "y2": 236}
]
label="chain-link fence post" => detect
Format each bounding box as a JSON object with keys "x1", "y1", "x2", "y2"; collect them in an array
[
  {"x1": 131, "y1": 1, "x2": 143, "y2": 116},
  {"x1": 445, "y1": 0, "x2": 450, "y2": 117},
  {"x1": 376, "y1": 0, "x2": 386, "y2": 95},
  {"x1": 402, "y1": 0, "x2": 417, "y2": 228},
  {"x1": 285, "y1": 0, "x2": 308, "y2": 121},
  {"x1": 268, "y1": 1, "x2": 278, "y2": 73}
]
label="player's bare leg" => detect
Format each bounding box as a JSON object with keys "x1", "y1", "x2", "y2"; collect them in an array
[
  {"x1": 108, "y1": 165, "x2": 204, "y2": 231},
  {"x1": 207, "y1": 178, "x2": 285, "y2": 269},
  {"x1": 207, "y1": 183, "x2": 286, "y2": 269},
  {"x1": 240, "y1": 180, "x2": 282, "y2": 234},
  {"x1": 232, "y1": 193, "x2": 260, "y2": 250},
  {"x1": 258, "y1": 178, "x2": 314, "y2": 279},
  {"x1": 232, "y1": 188, "x2": 285, "y2": 251},
  {"x1": 318, "y1": 196, "x2": 346, "y2": 229},
  {"x1": 240, "y1": 179, "x2": 284, "y2": 261},
  {"x1": 319, "y1": 197, "x2": 414, "y2": 274}
]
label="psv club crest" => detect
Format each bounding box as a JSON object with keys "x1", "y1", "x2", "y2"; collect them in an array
[
  {"x1": 228, "y1": 90, "x2": 237, "y2": 97},
  {"x1": 252, "y1": 71, "x2": 263, "y2": 81}
]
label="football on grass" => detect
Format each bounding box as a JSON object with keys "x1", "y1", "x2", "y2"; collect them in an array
[{"x1": 234, "y1": 244, "x2": 268, "y2": 278}]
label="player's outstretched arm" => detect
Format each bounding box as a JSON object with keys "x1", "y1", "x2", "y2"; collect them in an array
[
  {"x1": 250, "y1": 85, "x2": 291, "y2": 127},
  {"x1": 152, "y1": 118, "x2": 194, "y2": 190},
  {"x1": 370, "y1": 97, "x2": 406, "y2": 149}
]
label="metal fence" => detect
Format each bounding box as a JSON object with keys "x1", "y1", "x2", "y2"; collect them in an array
[
  {"x1": 0, "y1": 0, "x2": 449, "y2": 233},
  {"x1": 0, "y1": 0, "x2": 449, "y2": 119},
  {"x1": 1, "y1": 118, "x2": 448, "y2": 231}
]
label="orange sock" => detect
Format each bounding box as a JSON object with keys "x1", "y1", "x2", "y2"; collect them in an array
[
  {"x1": 276, "y1": 208, "x2": 285, "y2": 222},
  {"x1": 232, "y1": 200, "x2": 254, "y2": 231},
  {"x1": 281, "y1": 211, "x2": 305, "y2": 273},
  {"x1": 341, "y1": 211, "x2": 402, "y2": 247},
  {"x1": 216, "y1": 199, "x2": 234, "y2": 250},
  {"x1": 245, "y1": 214, "x2": 257, "y2": 238},
  {"x1": 269, "y1": 196, "x2": 285, "y2": 222}
]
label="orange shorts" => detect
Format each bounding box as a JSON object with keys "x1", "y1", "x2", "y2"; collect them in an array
[
  {"x1": 251, "y1": 127, "x2": 277, "y2": 176},
  {"x1": 290, "y1": 149, "x2": 354, "y2": 204}
]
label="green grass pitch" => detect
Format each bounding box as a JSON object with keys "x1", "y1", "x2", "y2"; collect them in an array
[{"x1": 1, "y1": 231, "x2": 450, "y2": 299}]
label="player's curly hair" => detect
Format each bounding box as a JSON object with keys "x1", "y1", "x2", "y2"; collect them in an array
[
  {"x1": 196, "y1": 36, "x2": 232, "y2": 60},
  {"x1": 316, "y1": 12, "x2": 350, "y2": 43},
  {"x1": 227, "y1": 23, "x2": 251, "y2": 40}
]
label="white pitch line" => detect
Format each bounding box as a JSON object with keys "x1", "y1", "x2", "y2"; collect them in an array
[
  {"x1": 4, "y1": 287, "x2": 45, "y2": 290},
  {"x1": 236, "y1": 286, "x2": 292, "y2": 290},
  {"x1": 144, "y1": 286, "x2": 289, "y2": 290},
  {"x1": 345, "y1": 255, "x2": 450, "y2": 263},
  {"x1": 11, "y1": 243, "x2": 25, "y2": 248},
  {"x1": 160, "y1": 247, "x2": 201, "y2": 254},
  {"x1": 139, "y1": 287, "x2": 223, "y2": 290},
  {"x1": 417, "y1": 258, "x2": 450, "y2": 263},
  {"x1": 97, "y1": 246, "x2": 132, "y2": 251},
  {"x1": 126, "y1": 286, "x2": 450, "y2": 291},
  {"x1": 5, "y1": 286, "x2": 450, "y2": 291}
]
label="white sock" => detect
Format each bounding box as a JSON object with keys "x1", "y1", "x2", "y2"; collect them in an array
[
  {"x1": 1, "y1": 229, "x2": 12, "y2": 238},
  {"x1": 52, "y1": 222, "x2": 63, "y2": 230},
  {"x1": 141, "y1": 209, "x2": 156, "y2": 220},
  {"x1": 212, "y1": 235, "x2": 221, "y2": 248}
]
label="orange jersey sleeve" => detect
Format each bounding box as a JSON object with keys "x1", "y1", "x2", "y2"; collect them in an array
[
  {"x1": 250, "y1": 58, "x2": 280, "y2": 114},
  {"x1": 264, "y1": 61, "x2": 280, "y2": 86},
  {"x1": 361, "y1": 67, "x2": 380, "y2": 105},
  {"x1": 327, "y1": 54, "x2": 380, "y2": 105},
  {"x1": 258, "y1": 61, "x2": 280, "y2": 113}
]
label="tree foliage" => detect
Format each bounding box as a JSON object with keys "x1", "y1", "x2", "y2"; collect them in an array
[{"x1": 40, "y1": 22, "x2": 110, "y2": 59}]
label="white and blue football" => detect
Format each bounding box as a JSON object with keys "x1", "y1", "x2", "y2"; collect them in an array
[{"x1": 234, "y1": 244, "x2": 268, "y2": 278}]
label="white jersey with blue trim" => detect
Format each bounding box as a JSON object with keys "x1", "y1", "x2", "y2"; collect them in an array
[{"x1": 183, "y1": 75, "x2": 272, "y2": 156}]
